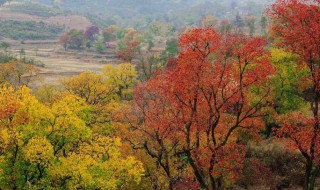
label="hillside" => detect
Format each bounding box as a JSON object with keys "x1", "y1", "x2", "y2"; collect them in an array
[{"x1": 34, "y1": 0, "x2": 272, "y2": 26}]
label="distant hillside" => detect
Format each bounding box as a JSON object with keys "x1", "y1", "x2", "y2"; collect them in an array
[
  {"x1": 0, "y1": 2, "x2": 93, "y2": 40},
  {"x1": 0, "y1": 0, "x2": 273, "y2": 40},
  {"x1": 34, "y1": 0, "x2": 272, "y2": 26}
]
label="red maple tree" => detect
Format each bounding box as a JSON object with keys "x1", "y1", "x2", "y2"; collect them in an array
[
  {"x1": 124, "y1": 27, "x2": 274, "y2": 189},
  {"x1": 267, "y1": 0, "x2": 320, "y2": 189}
]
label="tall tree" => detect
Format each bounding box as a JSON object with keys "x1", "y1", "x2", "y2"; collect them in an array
[
  {"x1": 122, "y1": 27, "x2": 274, "y2": 189},
  {"x1": 267, "y1": 0, "x2": 320, "y2": 189}
]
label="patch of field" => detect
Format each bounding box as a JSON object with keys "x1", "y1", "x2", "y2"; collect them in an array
[
  {"x1": 0, "y1": 8, "x2": 92, "y2": 31},
  {"x1": 46, "y1": 15, "x2": 91, "y2": 30},
  {"x1": 29, "y1": 55, "x2": 110, "y2": 88},
  {"x1": 0, "y1": 8, "x2": 40, "y2": 21}
]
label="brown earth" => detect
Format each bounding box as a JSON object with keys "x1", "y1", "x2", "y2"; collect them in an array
[
  {"x1": 46, "y1": 15, "x2": 91, "y2": 30},
  {"x1": 0, "y1": 10, "x2": 41, "y2": 21}
]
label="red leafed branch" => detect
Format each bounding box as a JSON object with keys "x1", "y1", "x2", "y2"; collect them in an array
[{"x1": 128, "y1": 27, "x2": 273, "y2": 189}]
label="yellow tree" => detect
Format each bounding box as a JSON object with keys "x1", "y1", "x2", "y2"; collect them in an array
[
  {"x1": 62, "y1": 63, "x2": 138, "y2": 134},
  {"x1": 0, "y1": 61, "x2": 39, "y2": 87},
  {"x1": 61, "y1": 72, "x2": 117, "y2": 134},
  {"x1": 0, "y1": 85, "x2": 145, "y2": 189},
  {"x1": 103, "y1": 63, "x2": 138, "y2": 100}
]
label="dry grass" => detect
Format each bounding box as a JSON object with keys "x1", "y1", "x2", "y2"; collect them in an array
[
  {"x1": 29, "y1": 54, "x2": 110, "y2": 87},
  {"x1": 46, "y1": 15, "x2": 91, "y2": 30},
  {"x1": 0, "y1": 8, "x2": 91, "y2": 31},
  {"x1": 0, "y1": 9, "x2": 40, "y2": 21}
]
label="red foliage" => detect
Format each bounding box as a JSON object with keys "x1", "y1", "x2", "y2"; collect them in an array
[
  {"x1": 0, "y1": 91, "x2": 19, "y2": 121},
  {"x1": 166, "y1": 57, "x2": 177, "y2": 69},
  {"x1": 117, "y1": 41, "x2": 140, "y2": 63},
  {"x1": 276, "y1": 112, "x2": 319, "y2": 162},
  {"x1": 267, "y1": 0, "x2": 320, "y2": 92},
  {"x1": 132, "y1": 27, "x2": 273, "y2": 189},
  {"x1": 267, "y1": 1, "x2": 320, "y2": 189}
]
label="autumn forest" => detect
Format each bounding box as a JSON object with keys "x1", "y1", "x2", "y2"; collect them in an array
[{"x1": 0, "y1": 0, "x2": 319, "y2": 189}]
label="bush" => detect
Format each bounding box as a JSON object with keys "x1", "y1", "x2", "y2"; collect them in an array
[
  {"x1": 0, "y1": 52, "x2": 44, "y2": 67},
  {"x1": 240, "y1": 142, "x2": 305, "y2": 189},
  {"x1": 0, "y1": 53, "x2": 16, "y2": 63}
]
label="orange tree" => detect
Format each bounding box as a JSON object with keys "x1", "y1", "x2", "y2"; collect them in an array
[{"x1": 120, "y1": 27, "x2": 274, "y2": 189}]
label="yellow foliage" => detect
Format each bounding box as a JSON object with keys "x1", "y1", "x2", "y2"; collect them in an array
[
  {"x1": 0, "y1": 129, "x2": 9, "y2": 153},
  {"x1": 61, "y1": 72, "x2": 115, "y2": 105},
  {"x1": 15, "y1": 86, "x2": 53, "y2": 126},
  {"x1": 103, "y1": 63, "x2": 137, "y2": 100},
  {"x1": 0, "y1": 85, "x2": 145, "y2": 189},
  {"x1": 50, "y1": 137, "x2": 144, "y2": 190},
  {"x1": 24, "y1": 136, "x2": 54, "y2": 166}
]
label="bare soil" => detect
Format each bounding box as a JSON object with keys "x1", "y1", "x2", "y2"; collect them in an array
[{"x1": 46, "y1": 15, "x2": 91, "y2": 30}]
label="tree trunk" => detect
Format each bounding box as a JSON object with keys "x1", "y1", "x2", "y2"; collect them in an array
[
  {"x1": 309, "y1": 166, "x2": 320, "y2": 190},
  {"x1": 186, "y1": 151, "x2": 208, "y2": 189},
  {"x1": 169, "y1": 180, "x2": 174, "y2": 190},
  {"x1": 304, "y1": 160, "x2": 312, "y2": 190}
]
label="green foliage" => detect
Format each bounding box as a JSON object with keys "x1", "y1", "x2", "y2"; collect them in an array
[
  {"x1": 0, "y1": 42, "x2": 10, "y2": 51},
  {"x1": 6, "y1": 2, "x2": 65, "y2": 17},
  {"x1": 159, "y1": 38, "x2": 178, "y2": 62},
  {"x1": 21, "y1": 57, "x2": 45, "y2": 67},
  {"x1": 0, "y1": 20, "x2": 64, "y2": 40},
  {"x1": 164, "y1": 38, "x2": 178, "y2": 57},
  {"x1": 269, "y1": 48, "x2": 308, "y2": 114},
  {"x1": 68, "y1": 29, "x2": 84, "y2": 49},
  {"x1": 102, "y1": 25, "x2": 119, "y2": 42},
  {"x1": 0, "y1": 53, "x2": 16, "y2": 63},
  {"x1": 60, "y1": 29, "x2": 85, "y2": 50},
  {"x1": 95, "y1": 39, "x2": 106, "y2": 54},
  {"x1": 0, "y1": 52, "x2": 44, "y2": 67}
]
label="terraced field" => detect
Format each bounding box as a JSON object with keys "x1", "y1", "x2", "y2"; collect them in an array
[{"x1": 7, "y1": 40, "x2": 119, "y2": 88}]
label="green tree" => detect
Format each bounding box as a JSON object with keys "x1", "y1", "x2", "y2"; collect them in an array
[{"x1": 95, "y1": 39, "x2": 106, "y2": 54}]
